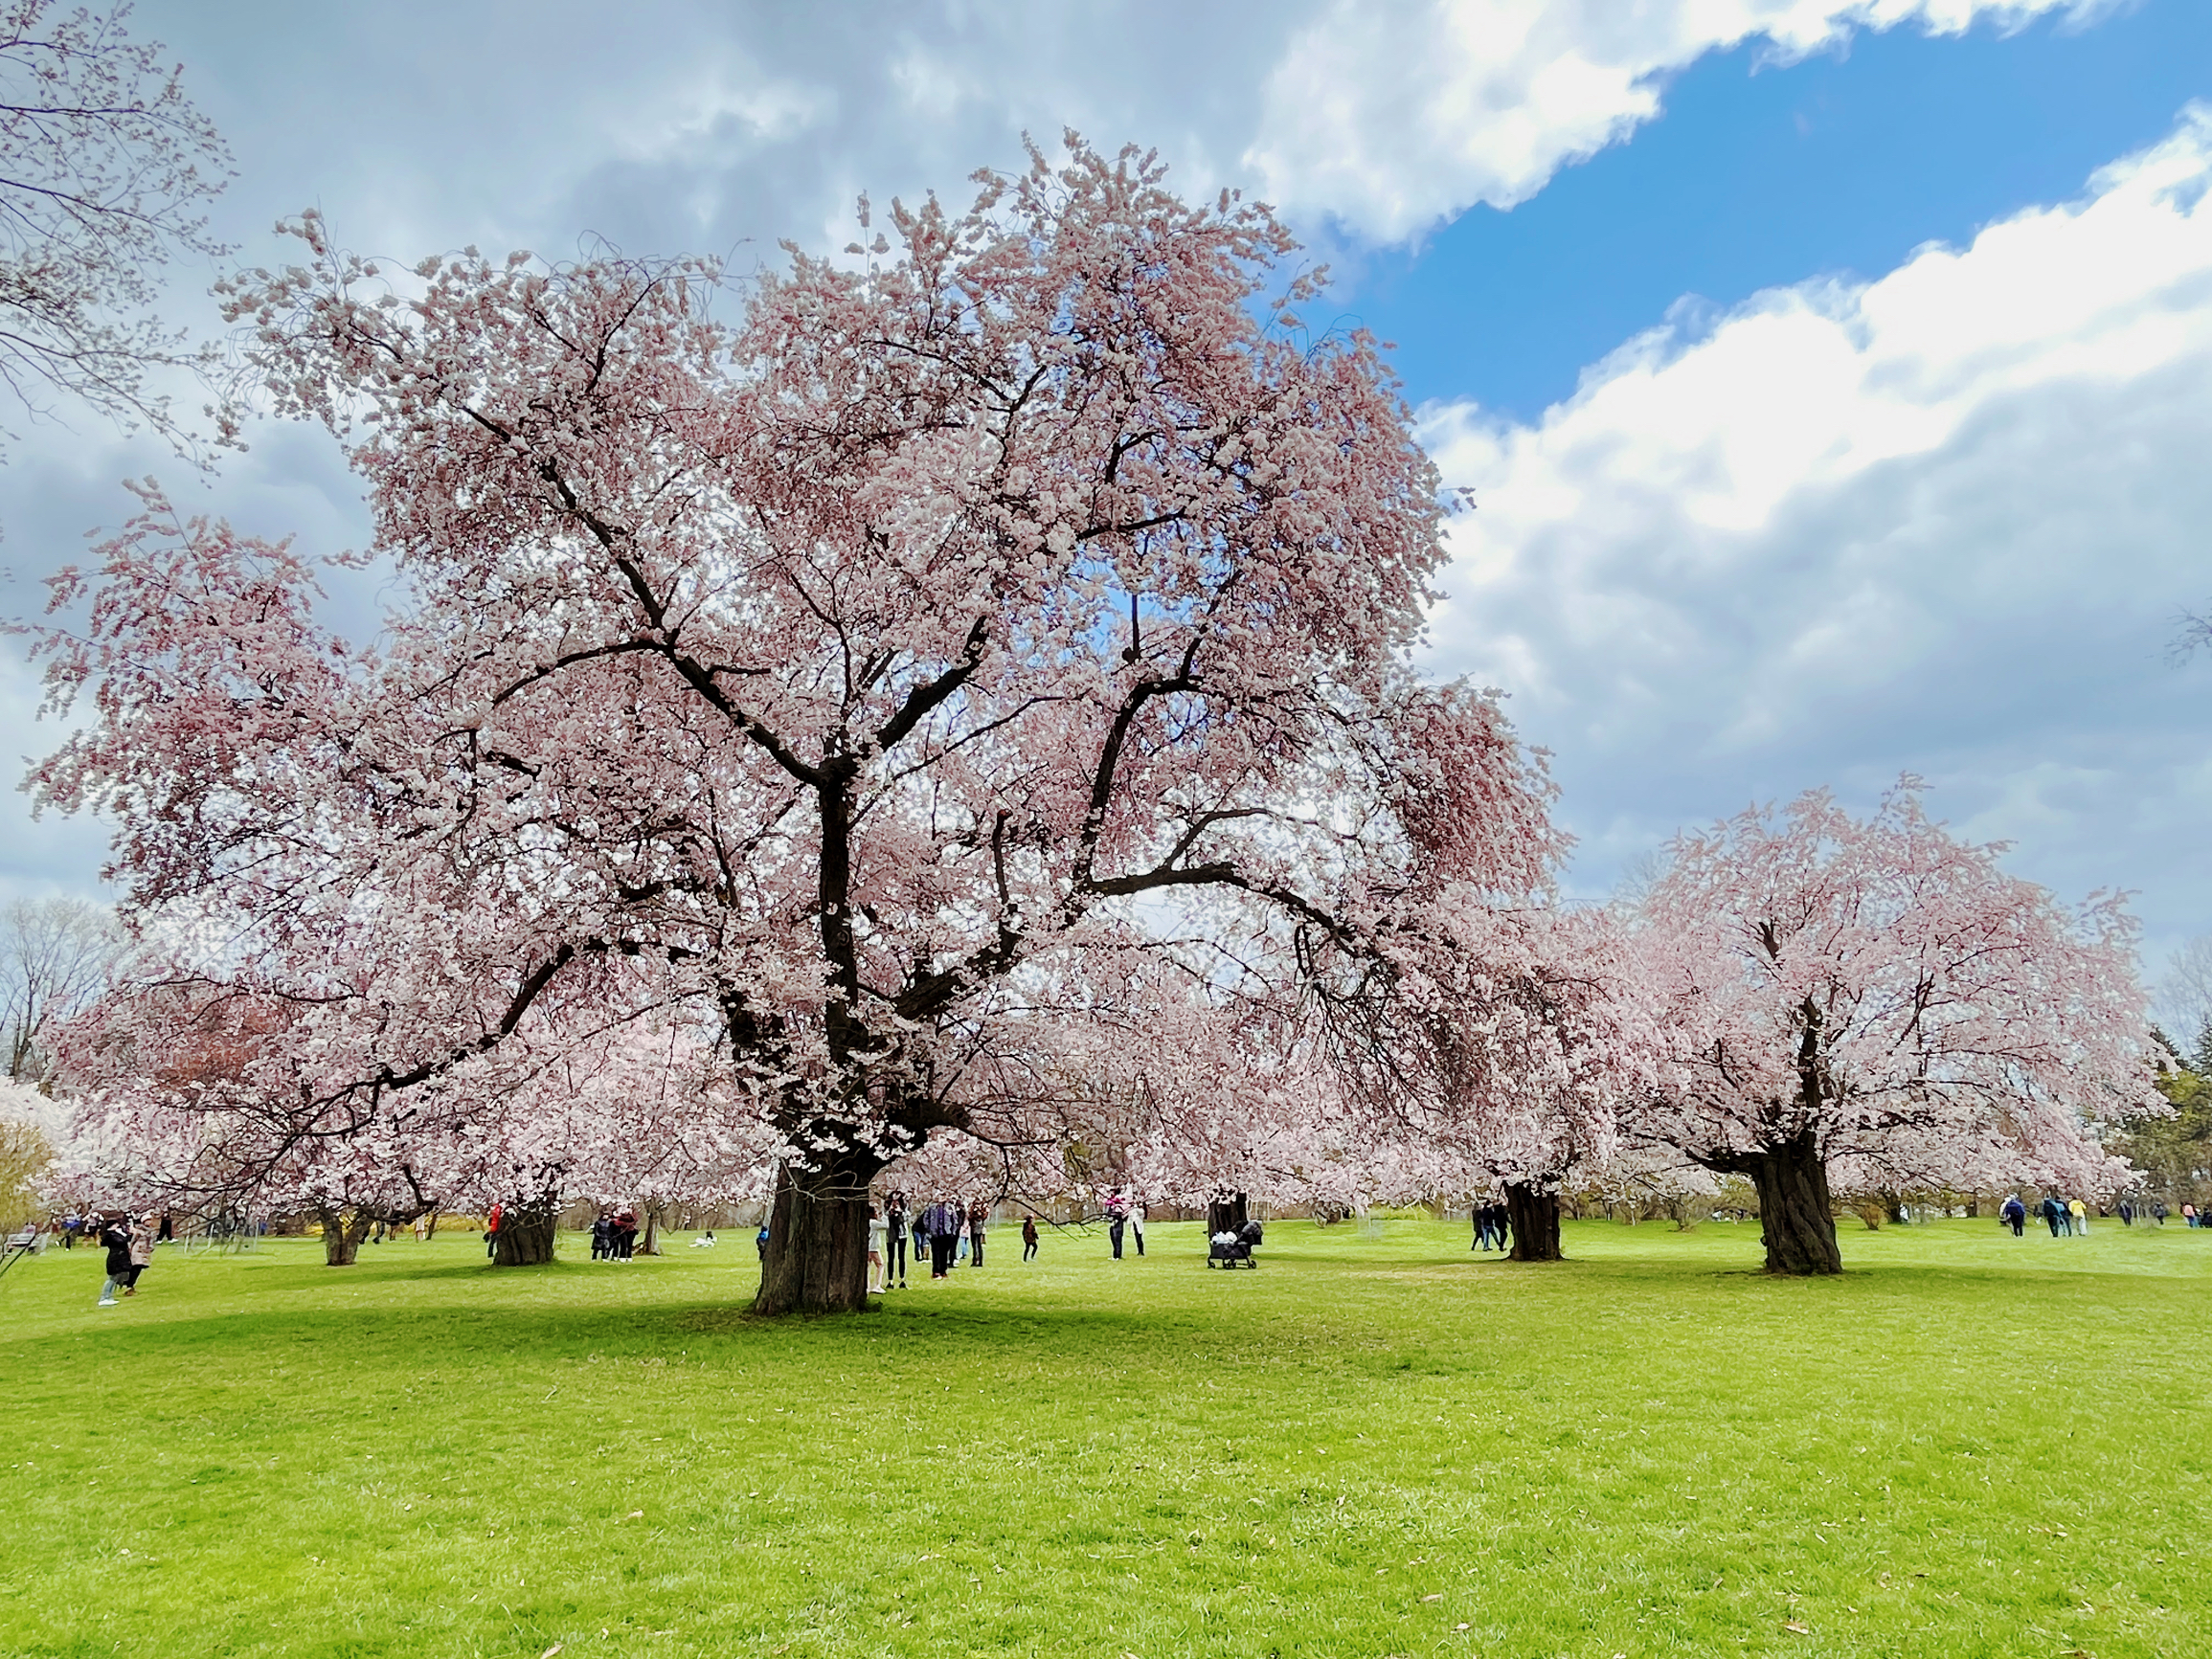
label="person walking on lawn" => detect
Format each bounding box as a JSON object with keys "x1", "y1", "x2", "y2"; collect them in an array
[
  {"x1": 97, "y1": 1213, "x2": 132, "y2": 1307},
  {"x1": 967, "y1": 1200, "x2": 988, "y2": 1267},
  {"x1": 1022, "y1": 1215, "x2": 1039, "y2": 1262},
  {"x1": 124, "y1": 1214, "x2": 155, "y2": 1296},
  {"x1": 868, "y1": 1205, "x2": 889, "y2": 1293},
  {"x1": 1130, "y1": 1202, "x2": 1145, "y2": 1257},
  {"x1": 2000, "y1": 1195, "x2": 2026, "y2": 1237},
  {"x1": 2068, "y1": 1198, "x2": 2089, "y2": 1234}
]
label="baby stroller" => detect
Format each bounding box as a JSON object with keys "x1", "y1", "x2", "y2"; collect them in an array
[{"x1": 1207, "y1": 1219, "x2": 1263, "y2": 1268}]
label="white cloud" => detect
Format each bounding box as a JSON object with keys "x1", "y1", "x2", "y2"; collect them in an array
[
  {"x1": 1423, "y1": 106, "x2": 2212, "y2": 953},
  {"x1": 1248, "y1": 0, "x2": 2108, "y2": 240},
  {"x1": 124, "y1": 0, "x2": 2100, "y2": 266},
  {"x1": 0, "y1": 0, "x2": 2165, "y2": 909}
]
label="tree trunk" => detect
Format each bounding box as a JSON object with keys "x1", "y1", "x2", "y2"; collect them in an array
[
  {"x1": 1504, "y1": 1183, "x2": 1564, "y2": 1262},
  {"x1": 1740, "y1": 1135, "x2": 1843, "y2": 1275},
  {"x1": 756, "y1": 1151, "x2": 876, "y2": 1315},
  {"x1": 492, "y1": 1197, "x2": 558, "y2": 1266},
  {"x1": 637, "y1": 1204, "x2": 663, "y2": 1257},
  {"x1": 317, "y1": 1205, "x2": 372, "y2": 1267}
]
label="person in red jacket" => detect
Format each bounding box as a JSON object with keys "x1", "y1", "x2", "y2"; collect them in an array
[{"x1": 485, "y1": 1200, "x2": 503, "y2": 1260}]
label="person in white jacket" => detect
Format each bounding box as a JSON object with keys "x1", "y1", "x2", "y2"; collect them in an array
[{"x1": 867, "y1": 1207, "x2": 889, "y2": 1292}]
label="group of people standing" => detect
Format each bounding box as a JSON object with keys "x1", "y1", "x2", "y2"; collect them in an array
[
  {"x1": 1998, "y1": 1193, "x2": 2206, "y2": 1235},
  {"x1": 870, "y1": 1196, "x2": 1039, "y2": 1289},
  {"x1": 1999, "y1": 1194, "x2": 2118, "y2": 1236},
  {"x1": 589, "y1": 1210, "x2": 640, "y2": 1260},
  {"x1": 1472, "y1": 1200, "x2": 1515, "y2": 1253},
  {"x1": 1103, "y1": 1194, "x2": 1145, "y2": 1259}
]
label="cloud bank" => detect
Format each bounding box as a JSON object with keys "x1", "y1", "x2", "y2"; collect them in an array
[
  {"x1": 1424, "y1": 106, "x2": 2212, "y2": 942},
  {"x1": 139, "y1": 0, "x2": 2088, "y2": 262}
]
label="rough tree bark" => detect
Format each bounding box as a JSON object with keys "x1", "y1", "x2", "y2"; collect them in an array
[
  {"x1": 1503, "y1": 1182, "x2": 1565, "y2": 1263},
  {"x1": 316, "y1": 1205, "x2": 373, "y2": 1267},
  {"x1": 491, "y1": 1196, "x2": 558, "y2": 1266},
  {"x1": 756, "y1": 1150, "x2": 877, "y2": 1315},
  {"x1": 1711, "y1": 1132, "x2": 1843, "y2": 1275}
]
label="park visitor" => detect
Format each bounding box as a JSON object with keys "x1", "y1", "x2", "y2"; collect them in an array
[
  {"x1": 868, "y1": 1207, "x2": 888, "y2": 1291},
  {"x1": 924, "y1": 1199, "x2": 961, "y2": 1278},
  {"x1": 967, "y1": 1200, "x2": 988, "y2": 1267},
  {"x1": 690, "y1": 1229, "x2": 717, "y2": 1248},
  {"x1": 756, "y1": 1222, "x2": 770, "y2": 1259},
  {"x1": 590, "y1": 1215, "x2": 610, "y2": 1260},
  {"x1": 1105, "y1": 1193, "x2": 1127, "y2": 1260},
  {"x1": 884, "y1": 1195, "x2": 909, "y2": 1288},
  {"x1": 911, "y1": 1205, "x2": 929, "y2": 1266},
  {"x1": 2068, "y1": 1198, "x2": 2089, "y2": 1234},
  {"x1": 2184, "y1": 1204, "x2": 2198, "y2": 1226},
  {"x1": 1130, "y1": 1203, "x2": 1145, "y2": 1256},
  {"x1": 485, "y1": 1200, "x2": 503, "y2": 1259},
  {"x1": 124, "y1": 1213, "x2": 155, "y2": 1296},
  {"x1": 96, "y1": 1213, "x2": 132, "y2": 1308},
  {"x1": 1022, "y1": 1215, "x2": 1039, "y2": 1262},
  {"x1": 2000, "y1": 1195, "x2": 2026, "y2": 1236}
]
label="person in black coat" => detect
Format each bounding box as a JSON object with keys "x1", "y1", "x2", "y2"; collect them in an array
[
  {"x1": 97, "y1": 1214, "x2": 132, "y2": 1308},
  {"x1": 1999, "y1": 1195, "x2": 2026, "y2": 1237},
  {"x1": 885, "y1": 1195, "x2": 910, "y2": 1288}
]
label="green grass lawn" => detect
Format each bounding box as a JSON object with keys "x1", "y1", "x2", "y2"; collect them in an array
[{"x1": 1, "y1": 1215, "x2": 2205, "y2": 1658}]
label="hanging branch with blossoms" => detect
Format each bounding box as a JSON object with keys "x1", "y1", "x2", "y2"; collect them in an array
[{"x1": 26, "y1": 136, "x2": 1564, "y2": 1312}]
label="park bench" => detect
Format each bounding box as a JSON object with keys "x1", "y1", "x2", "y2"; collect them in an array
[{"x1": 0, "y1": 1224, "x2": 43, "y2": 1278}]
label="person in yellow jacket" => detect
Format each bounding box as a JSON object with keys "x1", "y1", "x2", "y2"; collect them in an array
[{"x1": 2067, "y1": 1198, "x2": 2089, "y2": 1235}]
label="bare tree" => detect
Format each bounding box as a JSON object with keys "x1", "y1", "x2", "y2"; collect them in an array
[
  {"x1": 1, "y1": 894, "x2": 121, "y2": 1078},
  {"x1": 0, "y1": 0, "x2": 232, "y2": 458},
  {"x1": 2155, "y1": 933, "x2": 2212, "y2": 1063}
]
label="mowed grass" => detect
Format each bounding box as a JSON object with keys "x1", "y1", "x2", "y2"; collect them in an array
[{"x1": 1, "y1": 1217, "x2": 2206, "y2": 1659}]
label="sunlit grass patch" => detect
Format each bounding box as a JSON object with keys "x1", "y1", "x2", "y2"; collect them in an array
[{"x1": 1, "y1": 1216, "x2": 2204, "y2": 1656}]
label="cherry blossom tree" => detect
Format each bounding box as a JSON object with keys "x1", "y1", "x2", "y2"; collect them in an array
[
  {"x1": 0, "y1": 1, "x2": 232, "y2": 460},
  {"x1": 1631, "y1": 784, "x2": 2156, "y2": 1275},
  {"x1": 54, "y1": 961, "x2": 771, "y2": 1266},
  {"x1": 1371, "y1": 897, "x2": 1654, "y2": 1262},
  {"x1": 27, "y1": 138, "x2": 1562, "y2": 1312}
]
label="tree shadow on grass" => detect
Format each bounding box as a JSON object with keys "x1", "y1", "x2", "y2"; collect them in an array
[{"x1": 0, "y1": 1293, "x2": 1236, "y2": 1378}]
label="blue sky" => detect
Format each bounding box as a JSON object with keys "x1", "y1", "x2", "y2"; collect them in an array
[
  {"x1": 1349, "y1": 0, "x2": 2212, "y2": 415},
  {"x1": 4, "y1": 0, "x2": 2211, "y2": 1010}
]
